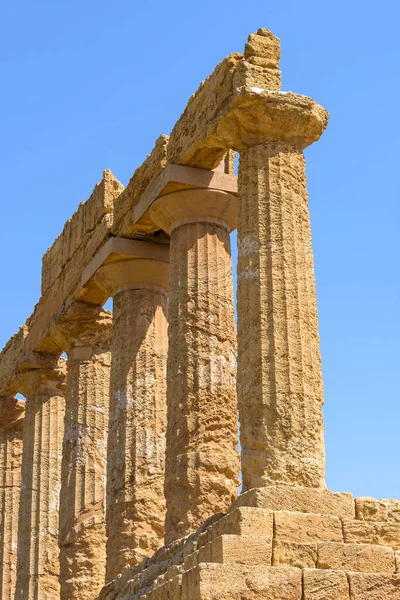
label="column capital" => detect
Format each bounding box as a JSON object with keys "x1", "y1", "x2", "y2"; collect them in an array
[
  {"x1": 16, "y1": 358, "x2": 66, "y2": 398},
  {"x1": 215, "y1": 90, "x2": 329, "y2": 152},
  {"x1": 0, "y1": 396, "x2": 25, "y2": 431},
  {"x1": 94, "y1": 258, "x2": 169, "y2": 298},
  {"x1": 78, "y1": 237, "x2": 169, "y2": 303},
  {"x1": 51, "y1": 302, "x2": 112, "y2": 358},
  {"x1": 149, "y1": 188, "x2": 238, "y2": 234}
]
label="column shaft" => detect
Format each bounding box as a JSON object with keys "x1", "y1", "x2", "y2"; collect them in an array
[
  {"x1": 0, "y1": 399, "x2": 24, "y2": 600},
  {"x1": 164, "y1": 221, "x2": 239, "y2": 543},
  {"x1": 58, "y1": 348, "x2": 110, "y2": 600},
  {"x1": 15, "y1": 371, "x2": 65, "y2": 600},
  {"x1": 237, "y1": 141, "x2": 325, "y2": 491},
  {"x1": 52, "y1": 304, "x2": 112, "y2": 600},
  {"x1": 106, "y1": 288, "x2": 167, "y2": 581}
]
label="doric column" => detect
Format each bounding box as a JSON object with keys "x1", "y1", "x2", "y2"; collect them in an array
[
  {"x1": 52, "y1": 303, "x2": 111, "y2": 600},
  {"x1": 238, "y1": 140, "x2": 327, "y2": 490},
  {"x1": 149, "y1": 188, "x2": 240, "y2": 544},
  {"x1": 0, "y1": 397, "x2": 24, "y2": 600},
  {"x1": 94, "y1": 243, "x2": 169, "y2": 581},
  {"x1": 15, "y1": 361, "x2": 66, "y2": 600}
]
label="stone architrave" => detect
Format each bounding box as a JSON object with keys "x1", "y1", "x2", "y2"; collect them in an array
[
  {"x1": 94, "y1": 242, "x2": 169, "y2": 582},
  {"x1": 51, "y1": 303, "x2": 112, "y2": 600},
  {"x1": 0, "y1": 397, "x2": 24, "y2": 600},
  {"x1": 149, "y1": 188, "x2": 240, "y2": 544},
  {"x1": 15, "y1": 361, "x2": 66, "y2": 600}
]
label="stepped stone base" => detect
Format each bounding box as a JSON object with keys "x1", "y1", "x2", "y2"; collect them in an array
[{"x1": 98, "y1": 486, "x2": 400, "y2": 599}]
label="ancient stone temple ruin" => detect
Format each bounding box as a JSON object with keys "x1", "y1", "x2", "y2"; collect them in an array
[{"x1": 1, "y1": 28, "x2": 399, "y2": 600}]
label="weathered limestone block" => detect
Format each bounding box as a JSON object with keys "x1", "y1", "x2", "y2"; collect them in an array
[
  {"x1": 274, "y1": 511, "x2": 343, "y2": 543},
  {"x1": 184, "y1": 551, "x2": 199, "y2": 572},
  {"x1": 237, "y1": 139, "x2": 327, "y2": 491},
  {"x1": 244, "y1": 29, "x2": 281, "y2": 66},
  {"x1": 233, "y1": 485, "x2": 355, "y2": 518},
  {"x1": 211, "y1": 507, "x2": 273, "y2": 540},
  {"x1": 106, "y1": 287, "x2": 167, "y2": 577},
  {"x1": 303, "y1": 569, "x2": 350, "y2": 600},
  {"x1": 273, "y1": 540, "x2": 317, "y2": 568},
  {"x1": 356, "y1": 497, "x2": 400, "y2": 523},
  {"x1": 143, "y1": 564, "x2": 184, "y2": 595},
  {"x1": 94, "y1": 250, "x2": 169, "y2": 581},
  {"x1": 196, "y1": 528, "x2": 214, "y2": 552},
  {"x1": 181, "y1": 564, "x2": 302, "y2": 600},
  {"x1": 51, "y1": 303, "x2": 112, "y2": 600},
  {"x1": 144, "y1": 574, "x2": 182, "y2": 600},
  {"x1": 342, "y1": 519, "x2": 400, "y2": 550},
  {"x1": 234, "y1": 29, "x2": 281, "y2": 92},
  {"x1": 150, "y1": 188, "x2": 240, "y2": 544},
  {"x1": 347, "y1": 572, "x2": 400, "y2": 599},
  {"x1": 198, "y1": 535, "x2": 272, "y2": 565},
  {"x1": 0, "y1": 397, "x2": 24, "y2": 600},
  {"x1": 15, "y1": 361, "x2": 66, "y2": 600},
  {"x1": 396, "y1": 550, "x2": 400, "y2": 572},
  {"x1": 317, "y1": 542, "x2": 395, "y2": 573}
]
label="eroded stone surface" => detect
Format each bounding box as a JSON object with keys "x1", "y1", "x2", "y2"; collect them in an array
[
  {"x1": 106, "y1": 287, "x2": 168, "y2": 580},
  {"x1": 150, "y1": 189, "x2": 239, "y2": 544},
  {"x1": 211, "y1": 507, "x2": 273, "y2": 540},
  {"x1": 348, "y1": 572, "x2": 400, "y2": 599},
  {"x1": 273, "y1": 540, "x2": 317, "y2": 569},
  {"x1": 0, "y1": 398, "x2": 24, "y2": 600},
  {"x1": 52, "y1": 303, "x2": 112, "y2": 600},
  {"x1": 237, "y1": 141, "x2": 326, "y2": 491},
  {"x1": 233, "y1": 485, "x2": 355, "y2": 518},
  {"x1": 356, "y1": 497, "x2": 400, "y2": 523},
  {"x1": 84, "y1": 247, "x2": 171, "y2": 584},
  {"x1": 317, "y1": 542, "x2": 394, "y2": 573},
  {"x1": 199, "y1": 534, "x2": 272, "y2": 565},
  {"x1": 343, "y1": 519, "x2": 400, "y2": 550},
  {"x1": 274, "y1": 512, "x2": 343, "y2": 544},
  {"x1": 182, "y1": 564, "x2": 302, "y2": 600},
  {"x1": 15, "y1": 362, "x2": 66, "y2": 600},
  {"x1": 303, "y1": 569, "x2": 349, "y2": 600},
  {"x1": 95, "y1": 497, "x2": 400, "y2": 599}
]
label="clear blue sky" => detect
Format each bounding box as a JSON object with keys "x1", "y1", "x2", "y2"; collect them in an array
[{"x1": 1, "y1": 1, "x2": 399, "y2": 500}]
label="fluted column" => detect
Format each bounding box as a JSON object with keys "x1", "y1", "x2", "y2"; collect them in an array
[
  {"x1": 238, "y1": 138, "x2": 327, "y2": 491},
  {"x1": 15, "y1": 361, "x2": 66, "y2": 600},
  {"x1": 0, "y1": 397, "x2": 24, "y2": 600},
  {"x1": 52, "y1": 303, "x2": 111, "y2": 600},
  {"x1": 150, "y1": 188, "x2": 239, "y2": 544},
  {"x1": 94, "y1": 245, "x2": 169, "y2": 581}
]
